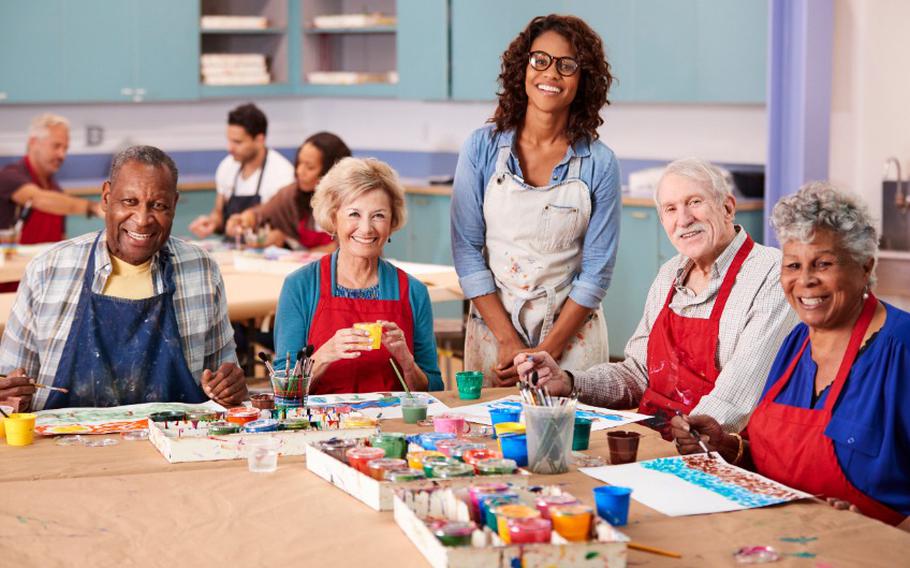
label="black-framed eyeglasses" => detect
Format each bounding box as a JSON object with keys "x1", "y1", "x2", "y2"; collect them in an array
[{"x1": 528, "y1": 50, "x2": 580, "y2": 77}]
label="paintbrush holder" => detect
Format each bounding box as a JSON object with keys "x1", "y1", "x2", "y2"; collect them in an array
[
  {"x1": 523, "y1": 403, "x2": 575, "y2": 474},
  {"x1": 270, "y1": 370, "x2": 308, "y2": 408}
]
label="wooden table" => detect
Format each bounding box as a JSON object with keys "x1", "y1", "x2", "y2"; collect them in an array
[{"x1": 1, "y1": 389, "x2": 907, "y2": 567}]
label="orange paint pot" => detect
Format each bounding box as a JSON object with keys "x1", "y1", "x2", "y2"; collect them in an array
[
  {"x1": 346, "y1": 446, "x2": 386, "y2": 474},
  {"x1": 549, "y1": 504, "x2": 593, "y2": 542},
  {"x1": 225, "y1": 407, "x2": 260, "y2": 425}
]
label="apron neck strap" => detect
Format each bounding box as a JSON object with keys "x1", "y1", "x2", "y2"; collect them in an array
[
  {"x1": 230, "y1": 149, "x2": 268, "y2": 199},
  {"x1": 708, "y1": 234, "x2": 754, "y2": 320},
  {"x1": 823, "y1": 293, "x2": 879, "y2": 411}
]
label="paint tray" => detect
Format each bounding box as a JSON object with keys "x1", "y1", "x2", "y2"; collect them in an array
[
  {"x1": 393, "y1": 485, "x2": 628, "y2": 568},
  {"x1": 305, "y1": 441, "x2": 530, "y2": 511},
  {"x1": 148, "y1": 413, "x2": 371, "y2": 464}
]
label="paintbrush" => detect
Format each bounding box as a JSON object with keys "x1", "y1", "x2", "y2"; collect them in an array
[
  {"x1": 388, "y1": 359, "x2": 411, "y2": 396},
  {"x1": 675, "y1": 410, "x2": 712, "y2": 458},
  {"x1": 628, "y1": 542, "x2": 682, "y2": 559},
  {"x1": 0, "y1": 406, "x2": 9, "y2": 418},
  {"x1": 29, "y1": 380, "x2": 69, "y2": 394},
  {"x1": 257, "y1": 352, "x2": 275, "y2": 375}
]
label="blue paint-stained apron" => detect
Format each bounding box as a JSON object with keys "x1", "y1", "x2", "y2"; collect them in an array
[{"x1": 44, "y1": 234, "x2": 206, "y2": 409}]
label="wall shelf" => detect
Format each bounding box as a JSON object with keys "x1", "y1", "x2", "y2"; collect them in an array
[{"x1": 304, "y1": 25, "x2": 396, "y2": 34}]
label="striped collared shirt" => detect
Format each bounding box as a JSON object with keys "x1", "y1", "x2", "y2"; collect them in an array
[
  {"x1": 0, "y1": 231, "x2": 237, "y2": 410},
  {"x1": 571, "y1": 227, "x2": 799, "y2": 432}
]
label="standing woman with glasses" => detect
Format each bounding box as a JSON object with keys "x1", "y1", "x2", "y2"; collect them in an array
[{"x1": 451, "y1": 15, "x2": 621, "y2": 386}]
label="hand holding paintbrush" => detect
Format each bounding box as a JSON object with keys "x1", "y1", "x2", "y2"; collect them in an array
[{"x1": 672, "y1": 411, "x2": 716, "y2": 458}]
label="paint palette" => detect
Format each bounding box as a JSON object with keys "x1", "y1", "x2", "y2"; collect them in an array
[
  {"x1": 305, "y1": 439, "x2": 530, "y2": 511},
  {"x1": 393, "y1": 485, "x2": 628, "y2": 568}
]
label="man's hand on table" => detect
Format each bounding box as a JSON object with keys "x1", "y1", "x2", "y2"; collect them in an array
[{"x1": 202, "y1": 363, "x2": 247, "y2": 406}]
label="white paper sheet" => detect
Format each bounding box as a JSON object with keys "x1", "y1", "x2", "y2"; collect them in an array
[
  {"x1": 580, "y1": 454, "x2": 812, "y2": 516},
  {"x1": 451, "y1": 394, "x2": 650, "y2": 431}
]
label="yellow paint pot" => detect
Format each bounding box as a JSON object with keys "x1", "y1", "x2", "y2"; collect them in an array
[
  {"x1": 407, "y1": 450, "x2": 444, "y2": 470},
  {"x1": 354, "y1": 322, "x2": 382, "y2": 350},
  {"x1": 494, "y1": 504, "x2": 540, "y2": 544},
  {"x1": 495, "y1": 422, "x2": 526, "y2": 447},
  {"x1": 549, "y1": 504, "x2": 593, "y2": 542},
  {"x1": 5, "y1": 412, "x2": 37, "y2": 446}
]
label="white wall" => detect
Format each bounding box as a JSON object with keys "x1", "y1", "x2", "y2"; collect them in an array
[
  {"x1": 0, "y1": 97, "x2": 766, "y2": 166},
  {"x1": 829, "y1": 0, "x2": 910, "y2": 227}
]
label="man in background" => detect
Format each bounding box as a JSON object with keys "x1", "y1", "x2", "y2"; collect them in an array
[
  {"x1": 0, "y1": 113, "x2": 103, "y2": 244},
  {"x1": 188, "y1": 103, "x2": 294, "y2": 238}
]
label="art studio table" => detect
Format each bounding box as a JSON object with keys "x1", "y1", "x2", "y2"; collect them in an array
[{"x1": 1, "y1": 389, "x2": 908, "y2": 567}]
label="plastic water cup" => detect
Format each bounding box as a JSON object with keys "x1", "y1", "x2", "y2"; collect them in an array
[
  {"x1": 524, "y1": 403, "x2": 575, "y2": 474},
  {"x1": 246, "y1": 436, "x2": 280, "y2": 473},
  {"x1": 4, "y1": 413, "x2": 36, "y2": 446},
  {"x1": 593, "y1": 485, "x2": 633, "y2": 526},
  {"x1": 499, "y1": 433, "x2": 529, "y2": 467},
  {"x1": 606, "y1": 430, "x2": 642, "y2": 464},
  {"x1": 400, "y1": 396, "x2": 429, "y2": 424}
]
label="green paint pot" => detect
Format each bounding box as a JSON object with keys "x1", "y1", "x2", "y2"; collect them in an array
[
  {"x1": 573, "y1": 418, "x2": 593, "y2": 451},
  {"x1": 456, "y1": 371, "x2": 484, "y2": 400},
  {"x1": 369, "y1": 432, "x2": 408, "y2": 459}
]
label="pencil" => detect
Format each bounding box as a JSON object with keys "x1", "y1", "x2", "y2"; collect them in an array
[
  {"x1": 30, "y1": 381, "x2": 69, "y2": 394},
  {"x1": 628, "y1": 542, "x2": 682, "y2": 559}
]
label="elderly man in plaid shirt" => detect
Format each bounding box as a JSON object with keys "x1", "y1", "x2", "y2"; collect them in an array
[
  {"x1": 516, "y1": 158, "x2": 798, "y2": 436},
  {"x1": 0, "y1": 145, "x2": 246, "y2": 411}
]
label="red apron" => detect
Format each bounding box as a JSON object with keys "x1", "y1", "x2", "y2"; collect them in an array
[
  {"x1": 748, "y1": 294, "x2": 904, "y2": 525},
  {"x1": 307, "y1": 255, "x2": 414, "y2": 395},
  {"x1": 639, "y1": 235, "x2": 754, "y2": 438},
  {"x1": 21, "y1": 157, "x2": 65, "y2": 244}
]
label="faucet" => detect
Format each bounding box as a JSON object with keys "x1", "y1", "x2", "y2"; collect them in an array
[{"x1": 884, "y1": 157, "x2": 906, "y2": 209}]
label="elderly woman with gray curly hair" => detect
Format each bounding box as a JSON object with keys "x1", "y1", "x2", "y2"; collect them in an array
[{"x1": 672, "y1": 182, "x2": 910, "y2": 529}]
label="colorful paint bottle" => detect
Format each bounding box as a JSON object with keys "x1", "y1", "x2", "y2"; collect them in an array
[
  {"x1": 468, "y1": 483, "x2": 510, "y2": 522},
  {"x1": 225, "y1": 407, "x2": 260, "y2": 425},
  {"x1": 494, "y1": 504, "x2": 540, "y2": 544},
  {"x1": 417, "y1": 432, "x2": 456, "y2": 451},
  {"x1": 346, "y1": 446, "x2": 386, "y2": 474},
  {"x1": 368, "y1": 432, "x2": 408, "y2": 459},
  {"x1": 243, "y1": 419, "x2": 280, "y2": 433},
  {"x1": 508, "y1": 517, "x2": 552, "y2": 544}
]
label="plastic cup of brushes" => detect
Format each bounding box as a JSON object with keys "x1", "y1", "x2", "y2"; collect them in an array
[
  {"x1": 366, "y1": 457, "x2": 409, "y2": 480},
  {"x1": 455, "y1": 370, "x2": 484, "y2": 400},
  {"x1": 4, "y1": 413, "x2": 36, "y2": 446},
  {"x1": 508, "y1": 517, "x2": 552, "y2": 544},
  {"x1": 400, "y1": 395, "x2": 429, "y2": 424},
  {"x1": 368, "y1": 432, "x2": 408, "y2": 459},
  {"x1": 572, "y1": 417, "x2": 593, "y2": 451},
  {"x1": 495, "y1": 504, "x2": 541, "y2": 544},
  {"x1": 607, "y1": 430, "x2": 642, "y2": 464},
  {"x1": 499, "y1": 433, "x2": 529, "y2": 467},
  {"x1": 246, "y1": 436, "x2": 280, "y2": 473},
  {"x1": 476, "y1": 458, "x2": 517, "y2": 476},
  {"x1": 433, "y1": 521, "x2": 475, "y2": 547},
  {"x1": 524, "y1": 402, "x2": 576, "y2": 475},
  {"x1": 593, "y1": 485, "x2": 633, "y2": 526},
  {"x1": 549, "y1": 504, "x2": 593, "y2": 542},
  {"x1": 271, "y1": 369, "x2": 305, "y2": 408},
  {"x1": 318, "y1": 438, "x2": 358, "y2": 463},
  {"x1": 347, "y1": 446, "x2": 386, "y2": 474},
  {"x1": 535, "y1": 494, "x2": 580, "y2": 520}
]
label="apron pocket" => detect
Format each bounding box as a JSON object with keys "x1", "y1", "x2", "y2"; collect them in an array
[
  {"x1": 825, "y1": 416, "x2": 882, "y2": 458},
  {"x1": 537, "y1": 204, "x2": 582, "y2": 252}
]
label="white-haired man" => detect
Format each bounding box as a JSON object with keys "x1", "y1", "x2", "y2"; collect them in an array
[
  {"x1": 0, "y1": 114, "x2": 103, "y2": 245},
  {"x1": 517, "y1": 158, "x2": 798, "y2": 435}
]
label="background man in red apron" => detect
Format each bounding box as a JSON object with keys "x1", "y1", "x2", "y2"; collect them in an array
[
  {"x1": 0, "y1": 114, "x2": 103, "y2": 241},
  {"x1": 0, "y1": 145, "x2": 245, "y2": 411},
  {"x1": 517, "y1": 158, "x2": 798, "y2": 436}
]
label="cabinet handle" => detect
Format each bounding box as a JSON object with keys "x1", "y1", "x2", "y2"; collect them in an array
[
  {"x1": 121, "y1": 87, "x2": 134, "y2": 96},
  {"x1": 630, "y1": 211, "x2": 649, "y2": 220}
]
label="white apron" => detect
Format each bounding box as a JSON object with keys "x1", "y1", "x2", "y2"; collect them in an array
[{"x1": 464, "y1": 146, "x2": 609, "y2": 383}]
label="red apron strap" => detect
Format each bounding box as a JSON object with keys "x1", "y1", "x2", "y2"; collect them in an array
[
  {"x1": 822, "y1": 293, "x2": 878, "y2": 413},
  {"x1": 709, "y1": 234, "x2": 754, "y2": 321},
  {"x1": 318, "y1": 254, "x2": 333, "y2": 297}
]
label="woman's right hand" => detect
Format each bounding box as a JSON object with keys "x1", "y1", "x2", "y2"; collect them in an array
[{"x1": 312, "y1": 327, "x2": 372, "y2": 377}]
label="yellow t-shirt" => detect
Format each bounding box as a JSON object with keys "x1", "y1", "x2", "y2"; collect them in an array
[{"x1": 102, "y1": 255, "x2": 155, "y2": 299}]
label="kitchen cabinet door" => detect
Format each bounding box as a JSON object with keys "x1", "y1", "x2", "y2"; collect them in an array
[{"x1": 0, "y1": 1, "x2": 63, "y2": 103}]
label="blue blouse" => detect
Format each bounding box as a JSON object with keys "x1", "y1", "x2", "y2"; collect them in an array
[
  {"x1": 759, "y1": 302, "x2": 910, "y2": 515},
  {"x1": 273, "y1": 252, "x2": 443, "y2": 391},
  {"x1": 450, "y1": 124, "x2": 622, "y2": 309}
]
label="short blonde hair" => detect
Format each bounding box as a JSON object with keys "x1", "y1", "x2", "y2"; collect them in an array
[
  {"x1": 28, "y1": 113, "x2": 70, "y2": 139},
  {"x1": 312, "y1": 157, "x2": 408, "y2": 234}
]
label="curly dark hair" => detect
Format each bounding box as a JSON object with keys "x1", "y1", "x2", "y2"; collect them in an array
[{"x1": 491, "y1": 14, "x2": 613, "y2": 143}]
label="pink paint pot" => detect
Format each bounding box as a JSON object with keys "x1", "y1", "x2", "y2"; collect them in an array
[
  {"x1": 535, "y1": 494, "x2": 580, "y2": 520},
  {"x1": 508, "y1": 517, "x2": 552, "y2": 544},
  {"x1": 433, "y1": 414, "x2": 471, "y2": 435}
]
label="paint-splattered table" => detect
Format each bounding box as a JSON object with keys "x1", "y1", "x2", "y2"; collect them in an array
[{"x1": 1, "y1": 388, "x2": 908, "y2": 567}]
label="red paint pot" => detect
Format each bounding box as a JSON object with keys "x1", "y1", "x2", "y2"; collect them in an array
[
  {"x1": 346, "y1": 446, "x2": 386, "y2": 474},
  {"x1": 226, "y1": 407, "x2": 260, "y2": 425}
]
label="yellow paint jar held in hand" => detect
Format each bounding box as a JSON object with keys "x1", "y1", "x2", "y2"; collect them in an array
[
  {"x1": 5, "y1": 413, "x2": 37, "y2": 446},
  {"x1": 354, "y1": 322, "x2": 382, "y2": 350}
]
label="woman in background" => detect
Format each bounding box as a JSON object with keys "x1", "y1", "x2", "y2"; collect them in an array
[
  {"x1": 451, "y1": 14, "x2": 621, "y2": 386},
  {"x1": 226, "y1": 131, "x2": 350, "y2": 251}
]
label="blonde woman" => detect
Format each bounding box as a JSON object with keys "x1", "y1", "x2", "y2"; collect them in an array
[{"x1": 274, "y1": 157, "x2": 443, "y2": 394}]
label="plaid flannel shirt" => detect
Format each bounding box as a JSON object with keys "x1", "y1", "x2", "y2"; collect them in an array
[
  {"x1": 571, "y1": 227, "x2": 800, "y2": 432},
  {"x1": 0, "y1": 231, "x2": 237, "y2": 410}
]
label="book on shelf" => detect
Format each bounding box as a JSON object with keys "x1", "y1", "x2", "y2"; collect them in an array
[
  {"x1": 311, "y1": 13, "x2": 396, "y2": 30},
  {"x1": 201, "y1": 15, "x2": 269, "y2": 30}
]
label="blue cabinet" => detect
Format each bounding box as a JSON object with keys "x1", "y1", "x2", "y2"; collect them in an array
[
  {"x1": 0, "y1": 0, "x2": 198, "y2": 104},
  {"x1": 450, "y1": 0, "x2": 767, "y2": 103},
  {"x1": 397, "y1": 0, "x2": 449, "y2": 100}
]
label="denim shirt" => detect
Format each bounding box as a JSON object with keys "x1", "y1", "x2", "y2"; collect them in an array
[{"x1": 450, "y1": 124, "x2": 622, "y2": 308}]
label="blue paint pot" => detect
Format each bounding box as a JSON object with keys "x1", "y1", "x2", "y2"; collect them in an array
[
  {"x1": 499, "y1": 433, "x2": 528, "y2": 467},
  {"x1": 488, "y1": 406, "x2": 522, "y2": 439},
  {"x1": 243, "y1": 419, "x2": 280, "y2": 433},
  {"x1": 417, "y1": 431, "x2": 456, "y2": 451}
]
